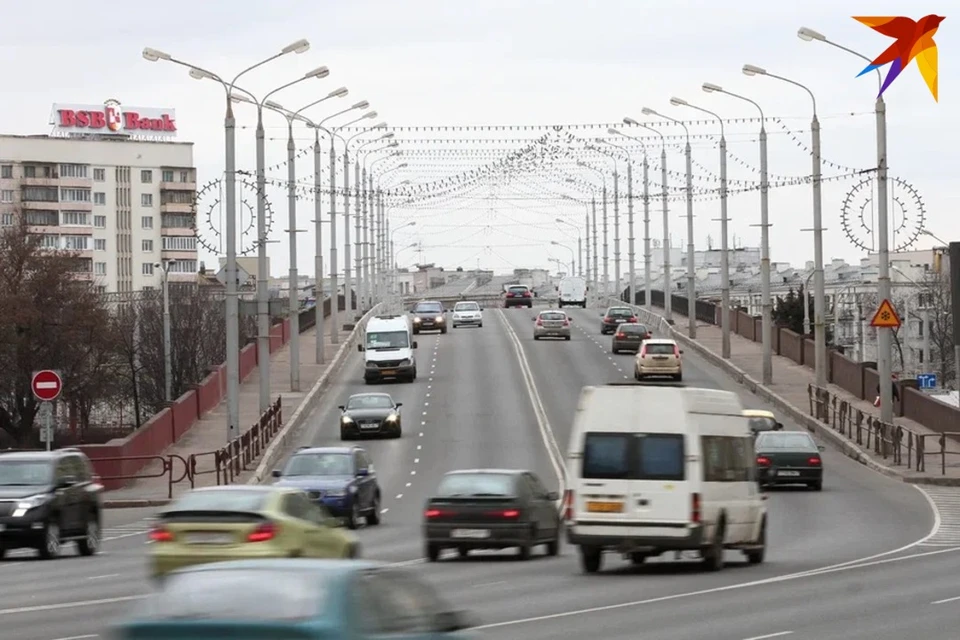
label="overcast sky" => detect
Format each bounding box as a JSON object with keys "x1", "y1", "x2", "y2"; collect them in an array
[{"x1": 1, "y1": 0, "x2": 954, "y2": 277}]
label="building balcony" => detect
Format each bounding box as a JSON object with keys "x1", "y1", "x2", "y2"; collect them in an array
[
  {"x1": 161, "y1": 249, "x2": 198, "y2": 260},
  {"x1": 21, "y1": 200, "x2": 60, "y2": 211},
  {"x1": 21, "y1": 177, "x2": 60, "y2": 187},
  {"x1": 27, "y1": 225, "x2": 60, "y2": 234},
  {"x1": 160, "y1": 226, "x2": 195, "y2": 236},
  {"x1": 59, "y1": 201, "x2": 93, "y2": 211},
  {"x1": 59, "y1": 177, "x2": 92, "y2": 188},
  {"x1": 160, "y1": 181, "x2": 197, "y2": 192},
  {"x1": 160, "y1": 202, "x2": 192, "y2": 214}
]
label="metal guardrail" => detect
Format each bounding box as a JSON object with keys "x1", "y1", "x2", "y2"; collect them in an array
[{"x1": 807, "y1": 384, "x2": 960, "y2": 475}]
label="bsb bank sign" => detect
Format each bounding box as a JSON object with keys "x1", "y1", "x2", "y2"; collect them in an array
[{"x1": 48, "y1": 99, "x2": 177, "y2": 140}]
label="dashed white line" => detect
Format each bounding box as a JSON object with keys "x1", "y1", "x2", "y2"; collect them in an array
[
  {"x1": 396, "y1": 493, "x2": 403, "y2": 499},
  {"x1": 932, "y1": 594, "x2": 960, "y2": 604},
  {"x1": 743, "y1": 633, "x2": 793, "y2": 640},
  {"x1": 85, "y1": 574, "x2": 119, "y2": 581}
]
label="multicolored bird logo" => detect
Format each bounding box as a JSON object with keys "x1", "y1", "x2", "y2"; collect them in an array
[{"x1": 853, "y1": 15, "x2": 945, "y2": 101}]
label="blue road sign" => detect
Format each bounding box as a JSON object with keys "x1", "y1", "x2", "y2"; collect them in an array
[{"x1": 917, "y1": 373, "x2": 938, "y2": 390}]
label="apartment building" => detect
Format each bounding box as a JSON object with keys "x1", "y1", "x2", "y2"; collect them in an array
[{"x1": 0, "y1": 128, "x2": 197, "y2": 293}]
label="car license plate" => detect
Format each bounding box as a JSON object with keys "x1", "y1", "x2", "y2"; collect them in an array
[
  {"x1": 361, "y1": 422, "x2": 380, "y2": 430},
  {"x1": 778, "y1": 470, "x2": 800, "y2": 476},
  {"x1": 451, "y1": 529, "x2": 490, "y2": 539},
  {"x1": 185, "y1": 532, "x2": 233, "y2": 544},
  {"x1": 653, "y1": 355, "x2": 668, "y2": 360},
  {"x1": 586, "y1": 501, "x2": 623, "y2": 513},
  {"x1": 381, "y1": 369, "x2": 396, "y2": 376}
]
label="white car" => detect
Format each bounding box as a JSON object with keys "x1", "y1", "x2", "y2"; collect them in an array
[{"x1": 451, "y1": 301, "x2": 483, "y2": 328}]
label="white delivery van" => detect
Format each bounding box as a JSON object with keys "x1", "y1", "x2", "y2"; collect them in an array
[
  {"x1": 564, "y1": 384, "x2": 766, "y2": 574},
  {"x1": 357, "y1": 315, "x2": 418, "y2": 384},
  {"x1": 557, "y1": 276, "x2": 587, "y2": 308}
]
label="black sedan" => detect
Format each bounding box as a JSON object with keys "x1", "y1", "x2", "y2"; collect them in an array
[
  {"x1": 410, "y1": 300, "x2": 447, "y2": 334},
  {"x1": 339, "y1": 393, "x2": 402, "y2": 439},
  {"x1": 600, "y1": 306, "x2": 637, "y2": 334},
  {"x1": 423, "y1": 469, "x2": 561, "y2": 561},
  {"x1": 611, "y1": 322, "x2": 652, "y2": 353},
  {"x1": 755, "y1": 431, "x2": 825, "y2": 491}
]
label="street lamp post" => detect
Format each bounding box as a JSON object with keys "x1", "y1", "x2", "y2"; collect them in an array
[
  {"x1": 143, "y1": 38, "x2": 311, "y2": 440},
  {"x1": 623, "y1": 117, "x2": 670, "y2": 320},
  {"x1": 591, "y1": 144, "x2": 622, "y2": 301},
  {"x1": 156, "y1": 260, "x2": 173, "y2": 403},
  {"x1": 798, "y1": 26, "x2": 893, "y2": 418},
  {"x1": 701, "y1": 82, "x2": 773, "y2": 384},
  {"x1": 578, "y1": 162, "x2": 608, "y2": 300},
  {"x1": 551, "y1": 241, "x2": 576, "y2": 275},
  {"x1": 365, "y1": 148, "x2": 402, "y2": 306},
  {"x1": 643, "y1": 107, "x2": 695, "y2": 338},
  {"x1": 607, "y1": 129, "x2": 645, "y2": 308},
  {"x1": 352, "y1": 129, "x2": 393, "y2": 315},
  {"x1": 555, "y1": 217, "x2": 582, "y2": 278},
  {"x1": 596, "y1": 138, "x2": 633, "y2": 305},
  {"x1": 370, "y1": 158, "x2": 407, "y2": 303},
  {"x1": 670, "y1": 97, "x2": 730, "y2": 359}
]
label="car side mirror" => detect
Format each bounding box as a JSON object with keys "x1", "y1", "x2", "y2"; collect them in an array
[
  {"x1": 356, "y1": 468, "x2": 369, "y2": 477},
  {"x1": 775, "y1": 422, "x2": 784, "y2": 430},
  {"x1": 435, "y1": 610, "x2": 473, "y2": 632},
  {"x1": 532, "y1": 317, "x2": 536, "y2": 321},
  {"x1": 271, "y1": 469, "x2": 282, "y2": 478},
  {"x1": 568, "y1": 317, "x2": 573, "y2": 322},
  {"x1": 409, "y1": 309, "x2": 414, "y2": 314},
  {"x1": 412, "y1": 341, "x2": 418, "y2": 349},
  {"x1": 546, "y1": 491, "x2": 559, "y2": 501},
  {"x1": 57, "y1": 475, "x2": 78, "y2": 489},
  {"x1": 818, "y1": 445, "x2": 825, "y2": 452},
  {"x1": 337, "y1": 405, "x2": 345, "y2": 411},
  {"x1": 357, "y1": 344, "x2": 364, "y2": 352},
  {"x1": 395, "y1": 402, "x2": 403, "y2": 408},
  {"x1": 679, "y1": 349, "x2": 684, "y2": 354}
]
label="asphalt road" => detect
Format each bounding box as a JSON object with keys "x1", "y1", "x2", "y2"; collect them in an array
[{"x1": 0, "y1": 303, "x2": 946, "y2": 640}]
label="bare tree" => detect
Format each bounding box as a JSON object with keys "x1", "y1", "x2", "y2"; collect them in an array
[{"x1": 920, "y1": 269, "x2": 955, "y2": 385}]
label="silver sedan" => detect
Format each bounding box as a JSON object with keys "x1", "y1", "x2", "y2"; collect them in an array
[{"x1": 533, "y1": 310, "x2": 572, "y2": 340}]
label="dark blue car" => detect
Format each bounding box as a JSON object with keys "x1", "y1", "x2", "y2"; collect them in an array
[
  {"x1": 111, "y1": 559, "x2": 478, "y2": 639},
  {"x1": 273, "y1": 446, "x2": 381, "y2": 530}
]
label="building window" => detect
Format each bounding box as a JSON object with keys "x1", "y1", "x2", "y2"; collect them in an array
[
  {"x1": 0, "y1": 165, "x2": 12, "y2": 179},
  {"x1": 161, "y1": 213, "x2": 193, "y2": 228},
  {"x1": 180, "y1": 170, "x2": 190, "y2": 183},
  {"x1": 23, "y1": 186, "x2": 58, "y2": 202},
  {"x1": 94, "y1": 215, "x2": 107, "y2": 228},
  {"x1": 141, "y1": 193, "x2": 153, "y2": 207},
  {"x1": 61, "y1": 211, "x2": 90, "y2": 226},
  {"x1": 142, "y1": 262, "x2": 154, "y2": 276},
  {"x1": 94, "y1": 262, "x2": 107, "y2": 275},
  {"x1": 1, "y1": 213, "x2": 14, "y2": 226},
  {"x1": 59, "y1": 164, "x2": 89, "y2": 179},
  {"x1": 61, "y1": 188, "x2": 91, "y2": 203},
  {"x1": 25, "y1": 211, "x2": 58, "y2": 226},
  {"x1": 94, "y1": 192, "x2": 106, "y2": 205},
  {"x1": 162, "y1": 170, "x2": 174, "y2": 182},
  {"x1": 23, "y1": 166, "x2": 36, "y2": 178},
  {"x1": 143, "y1": 285, "x2": 155, "y2": 292},
  {"x1": 38, "y1": 234, "x2": 60, "y2": 249},
  {"x1": 162, "y1": 236, "x2": 197, "y2": 251},
  {"x1": 63, "y1": 235, "x2": 89, "y2": 251},
  {"x1": 141, "y1": 170, "x2": 153, "y2": 184},
  {"x1": 0, "y1": 189, "x2": 13, "y2": 203},
  {"x1": 142, "y1": 239, "x2": 153, "y2": 252},
  {"x1": 93, "y1": 168, "x2": 106, "y2": 182},
  {"x1": 141, "y1": 216, "x2": 153, "y2": 229},
  {"x1": 94, "y1": 238, "x2": 107, "y2": 251},
  {"x1": 168, "y1": 259, "x2": 198, "y2": 274},
  {"x1": 95, "y1": 285, "x2": 107, "y2": 294},
  {"x1": 161, "y1": 191, "x2": 193, "y2": 205}
]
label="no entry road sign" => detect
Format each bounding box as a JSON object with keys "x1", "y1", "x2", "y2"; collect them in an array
[{"x1": 31, "y1": 370, "x2": 63, "y2": 402}]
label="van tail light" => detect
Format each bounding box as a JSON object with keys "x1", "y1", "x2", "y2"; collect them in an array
[
  {"x1": 498, "y1": 509, "x2": 520, "y2": 518},
  {"x1": 691, "y1": 492, "x2": 701, "y2": 524},
  {"x1": 756, "y1": 456, "x2": 771, "y2": 467},
  {"x1": 674, "y1": 344, "x2": 681, "y2": 357},
  {"x1": 148, "y1": 526, "x2": 173, "y2": 542},
  {"x1": 807, "y1": 457, "x2": 821, "y2": 466},
  {"x1": 247, "y1": 522, "x2": 278, "y2": 543},
  {"x1": 563, "y1": 490, "x2": 574, "y2": 521}
]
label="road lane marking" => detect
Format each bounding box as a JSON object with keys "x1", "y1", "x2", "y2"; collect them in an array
[
  {"x1": 916, "y1": 485, "x2": 960, "y2": 547},
  {"x1": 85, "y1": 574, "x2": 119, "y2": 581},
  {"x1": 931, "y1": 594, "x2": 960, "y2": 604},
  {"x1": 496, "y1": 310, "x2": 565, "y2": 496},
  {"x1": 743, "y1": 633, "x2": 793, "y2": 640},
  {"x1": 50, "y1": 636, "x2": 98, "y2": 640},
  {"x1": 0, "y1": 595, "x2": 146, "y2": 616},
  {"x1": 469, "y1": 545, "x2": 960, "y2": 630}
]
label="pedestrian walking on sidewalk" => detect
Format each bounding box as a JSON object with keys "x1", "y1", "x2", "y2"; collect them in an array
[{"x1": 874, "y1": 374, "x2": 900, "y2": 407}]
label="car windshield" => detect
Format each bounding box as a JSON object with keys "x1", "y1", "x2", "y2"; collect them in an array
[
  {"x1": 284, "y1": 453, "x2": 353, "y2": 477},
  {"x1": 508, "y1": 286, "x2": 528, "y2": 294},
  {"x1": 136, "y1": 568, "x2": 326, "y2": 621},
  {"x1": 347, "y1": 395, "x2": 394, "y2": 410},
  {"x1": 619, "y1": 324, "x2": 647, "y2": 335},
  {"x1": 748, "y1": 417, "x2": 778, "y2": 432},
  {"x1": 437, "y1": 473, "x2": 516, "y2": 497},
  {"x1": 454, "y1": 302, "x2": 480, "y2": 311},
  {"x1": 414, "y1": 303, "x2": 443, "y2": 314},
  {"x1": 756, "y1": 433, "x2": 817, "y2": 450},
  {"x1": 170, "y1": 489, "x2": 268, "y2": 513},
  {"x1": 645, "y1": 343, "x2": 676, "y2": 355},
  {"x1": 366, "y1": 331, "x2": 409, "y2": 349},
  {"x1": 540, "y1": 312, "x2": 566, "y2": 321},
  {"x1": 0, "y1": 460, "x2": 51, "y2": 486},
  {"x1": 607, "y1": 308, "x2": 632, "y2": 317}
]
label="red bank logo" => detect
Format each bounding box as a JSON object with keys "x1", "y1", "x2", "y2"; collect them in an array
[{"x1": 52, "y1": 99, "x2": 177, "y2": 137}]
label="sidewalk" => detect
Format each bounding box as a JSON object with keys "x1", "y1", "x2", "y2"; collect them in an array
[
  {"x1": 642, "y1": 305, "x2": 960, "y2": 484},
  {"x1": 105, "y1": 323, "x2": 352, "y2": 504}
]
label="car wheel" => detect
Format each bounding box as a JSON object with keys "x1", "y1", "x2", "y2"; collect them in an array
[
  {"x1": 346, "y1": 503, "x2": 362, "y2": 530},
  {"x1": 426, "y1": 543, "x2": 441, "y2": 562},
  {"x1": 674, "y1": 373, "x2": 683, "y2": 381},
  {"x1": 629, "y1": 552, "x2": 648, "y2": 565},
  {"x1": 367, "y1": 493, "x2": 381, "y2": 525},
  {"x1": 392, "y1": 425, "x2": 402, "y2": 438},
  {"x1": 0, "y1": 545, "x2": 6, "y2": 560},
  {"x1": 37, "y1": 521, "x2": 61, "y2": 560},
  {"x1": 347, "y1": 543, "x2": 361, "y2": 559},
  {"x1": 579, "y1": 546, "x2": 602, "y2": 573},
  {"x1": 76, "y1": 513, "x2": 100, "y2": 556},
  {"x1": 809, "y1": 480, "x2": 823, "y2": 491},
  {"x1": 478, "y1": 322, "x2": 483, "y2": 327},
  {"x1": 634, "y1": 370, "x2": 641, "y2": 381},
  {"x1": 546, "y1": 536, "x2": 560, "y2": 557},
  {"x1": 702, "y1": 520, "x2": 725, "y2": 572},
  {"x1": 745, "y1": 517, "x2": 766, "y2": 565},
  {"x1": 533, "y1": 335, "x2": 540, "y2": 340},
  {"x1": 441, "y1": 327, "x2": 447, "y2": 334},
  {"x1": 612, "y1": 347, "x2": 618, "y2": 354},
  {"x1": 457, "y1": 546, "x2": 469, "y2": 558},
  {"x1": 564, "y1": 335, "x2": 571, "y2": 341},
  {"x1": 340, "y1": 428, "x2": 352, "y2": 441}
]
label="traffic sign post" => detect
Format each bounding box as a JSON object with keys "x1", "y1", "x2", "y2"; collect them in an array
[
  {"x1": 37, "y1": 402, "x2": 53, "y2": 450},
  {"x1": 917, "y1": 373, "x2": 939, "y2": 391},
  {"x1": 869, "y1": 299, "x2": 902, "y2": 329},
  {"x1": 31, "y1": 370, "x2": 62, "y2": 451}
]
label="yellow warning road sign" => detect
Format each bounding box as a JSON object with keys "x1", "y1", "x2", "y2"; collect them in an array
[{"x1": 870, "y1": 298, "x2": 902, "y2": 329}]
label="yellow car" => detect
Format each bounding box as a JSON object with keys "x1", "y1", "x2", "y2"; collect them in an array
[
  {"x1": 743, "y1": 409, "x2": 784, "y2": 436},
  {"x1": 148, "y1": 485, "x2": 359, "y2": 578}
]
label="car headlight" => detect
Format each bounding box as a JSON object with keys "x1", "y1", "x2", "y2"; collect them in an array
[
  {"x1": 413, "y1": 317, "x2": 421, "y2": 323},
  {"x1": 13, "y1": 494, "x2": 50, "y2": 517},
  {"x1": 386, "y1": 413, "x2": 399, "y2": 422},
  {"x1": 399, "y1": 358, "x2": 411, "y2": 366},
  {"x1": 435, "y1": 315, "x2": 444, "y2": 322},
  {"x1": 341, "y1": 416, "x2": 354, "y2": 424}
]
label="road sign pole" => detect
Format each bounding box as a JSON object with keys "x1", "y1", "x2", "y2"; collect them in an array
[{"x1": 44, "y1": 403, "x2": 53, "y2": 451}]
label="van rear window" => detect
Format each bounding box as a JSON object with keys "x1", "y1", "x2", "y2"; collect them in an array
[{"x1": 582, "y1": 433, "x2": 685, "y2": 481}]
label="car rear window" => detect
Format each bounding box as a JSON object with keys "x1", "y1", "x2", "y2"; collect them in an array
[
  {"x1": 508, "y1": 286, "x2": 529, "y2": 294},
  {"x1": 747, "y1": 417, "x2": 778, "y2": 432},
  {"x1": 620, "y1": 325, "x2": 647, "y2": 335},
  {"x1": 644, "y1": 343, "x2": 676, "y2": 355},
  {"x1": 415, "y1": 303, "x2": 443, "y2": 313},
  {"x1": 137, "y1": 569, "x2": 326, "y2": 621},
  {"x1": 437, "y1": 473, "x2": 516, "y2": 497},
  {"x1": 756, "y1": 433, "x2": 817, "y2": 450},
  {"x1": 582, "y1": 433, "x2": 685, "y2": 481},
  {"x1": 170, "y1": 489, "x2": 268, "y2": 513},
  {"x1": 608, "y1": 308, "x2": 632, "y2": 317},
  {"x1": 540, "y1": 312, "x2": 566, "y2": 321}
]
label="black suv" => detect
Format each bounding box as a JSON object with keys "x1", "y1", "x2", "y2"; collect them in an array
[
  {"x1": 504, "y1": 285, "x2": 534, "y2": 308},
  {"x1": 0, "y1": 449, "x2": 103, "y2": 559}
]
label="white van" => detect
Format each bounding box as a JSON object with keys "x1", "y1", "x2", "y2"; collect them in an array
[
  {"x1": 557, "y1": 276, "x2": 587, "y2": 308},
  {"x1": 357, "y1": 315, "x2": 418, "y2": 384},
  {"x1": 563, "y1": 384, "x2": 766, "y2": 574}
]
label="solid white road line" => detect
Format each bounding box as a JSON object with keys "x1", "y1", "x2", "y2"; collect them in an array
[
  {"x1": 743, "y1": 632, "x2": 793, "y2": 640},
  {"x1": 931, "y1": 594, "x2": 960, "y2": 604}
]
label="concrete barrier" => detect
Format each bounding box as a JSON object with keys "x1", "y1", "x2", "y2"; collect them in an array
[{"x1": 247, "y1": 303, "x2": 383, "y2": 484}]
